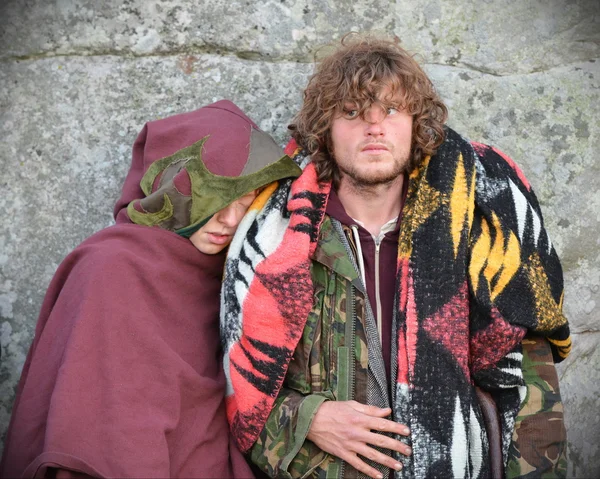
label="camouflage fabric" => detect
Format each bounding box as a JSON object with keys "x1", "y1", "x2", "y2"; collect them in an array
[
  {"x1": 250, "y1": 214, "x2": 568, "y2": 479},
  {"x1": 507, "y1": 336, "x2": 568, "y2": 478},
  {"x1": 250, "y1": 215, "x2": 369, "y2": 478}
]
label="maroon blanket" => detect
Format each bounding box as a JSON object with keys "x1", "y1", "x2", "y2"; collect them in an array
[{"x1": 0, "y1": 224, "x2": 253, "y2": 478}]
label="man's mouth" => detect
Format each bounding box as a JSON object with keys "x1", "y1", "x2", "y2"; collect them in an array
[{"x1": 361, "y1": 143, "x2": 389, "y2": 152}]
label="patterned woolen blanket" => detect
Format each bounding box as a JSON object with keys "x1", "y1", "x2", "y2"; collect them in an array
[{"x1": 220, "y1": 127, "x2": 571, "y2": 476}]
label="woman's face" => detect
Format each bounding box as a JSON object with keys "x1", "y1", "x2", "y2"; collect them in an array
[{"x1": 189, "y1": 190, "x2": 258, "y2": 254}]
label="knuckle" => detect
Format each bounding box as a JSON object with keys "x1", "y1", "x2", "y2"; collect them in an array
[
  {"x1": 348, "y1": 415, "x2": 361, "y2": 426},
  {"x1": 375, "y1": 436, "x2": 387, "y2": 448},
  {"x1": 366, "y1": 405, "x2": 378, "y2": 415},
  {"x1": 364, "y1": 449, "x2": 377, "y2": 461}
]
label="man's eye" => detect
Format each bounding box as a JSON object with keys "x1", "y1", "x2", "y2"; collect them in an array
[
  {"x1": 344, "y1": 109, "x2": 359, "y2": 119},
  {"x1": 387, "y1": 107, "x2": 399, "y2": 115}
]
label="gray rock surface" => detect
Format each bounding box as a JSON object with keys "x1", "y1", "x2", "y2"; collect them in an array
[
  {"x1": 1, "y1": 0, "x2": 598, "y2": 476},
  {"x1": 557, "y1": 331, "x2": 600, "y2": 477}
]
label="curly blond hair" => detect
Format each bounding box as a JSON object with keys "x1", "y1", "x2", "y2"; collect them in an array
[{"x1": 289, "y1": 34, "x2": 448, "y2": 184}]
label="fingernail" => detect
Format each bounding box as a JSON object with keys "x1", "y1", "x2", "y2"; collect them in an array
[
  {"x1": 405, "y1": 447, "x2": 412, "y2": 455},
  {"x1": 395, "y1": 463, "x2": 403, "y2": 471},
  {"x1": 376, "y1": 474, "x2": 383, "y2": 479},
  {"x1": 403, "y1": 427, "x2": 410, "y2": 434}
]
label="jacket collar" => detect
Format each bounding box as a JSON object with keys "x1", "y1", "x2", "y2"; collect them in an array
[{"x1": 313, "y1": 215, "x2": 361, "y2": 284}]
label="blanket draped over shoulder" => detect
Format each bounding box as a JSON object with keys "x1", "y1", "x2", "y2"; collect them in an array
[{"x1": 221, "y1": 127, "x2": 571, "y2": 475}]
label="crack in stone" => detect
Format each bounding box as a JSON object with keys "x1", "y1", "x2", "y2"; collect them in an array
[
  {"x1": 552, "y1": 17, "x2": 599, "y2": 39},
  {"x1": 0, "y1": 45, "x2": 316, "y2": 64},
  {"x1": 453, "y1": 61, "x2": 503, "y2": 77},
  {"x1": 430, "y1": 59, "x2": 599, "y2": 78},
  {"x1": 6, "y1": 50, "x2": 597, "y2": 77}
]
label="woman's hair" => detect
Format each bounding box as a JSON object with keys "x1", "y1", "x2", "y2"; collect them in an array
[{"x1": 289, "y1": 34, "x2": 448, "y2": 184}]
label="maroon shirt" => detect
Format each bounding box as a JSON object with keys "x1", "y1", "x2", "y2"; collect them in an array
[{"x1": 325, "y1": 179, "x2": 408, "y2": 381}]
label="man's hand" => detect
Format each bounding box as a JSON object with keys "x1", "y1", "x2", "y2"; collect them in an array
[{"x1": 307, "y1": 400, "x2": 411, "y2": 479}]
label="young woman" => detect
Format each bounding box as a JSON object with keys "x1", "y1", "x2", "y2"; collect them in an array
[{"x1": 0, "y1": 100, "x2": 300, "y2": 478}]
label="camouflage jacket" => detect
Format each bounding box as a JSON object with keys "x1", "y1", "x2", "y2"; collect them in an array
[{"x1": 250, "y1": 215, "x2": 567, "y2": 479}]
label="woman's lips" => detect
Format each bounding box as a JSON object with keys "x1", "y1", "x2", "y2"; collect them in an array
[{"x1": 207, "y1": 233, "x2": 232, "y2": 245}]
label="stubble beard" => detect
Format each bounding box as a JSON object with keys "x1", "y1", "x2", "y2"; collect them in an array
[{"x1": 335, "y1": 149, "x2": 411, "y2": 191}]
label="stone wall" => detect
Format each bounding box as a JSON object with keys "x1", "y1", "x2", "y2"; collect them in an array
[{"x1": 1, "y1": 0, "x2": 598, "y2": 476}]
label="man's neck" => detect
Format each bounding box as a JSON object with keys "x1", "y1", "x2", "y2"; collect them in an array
[{"x1": 336, "y1": 175, "x2": 404, "y2": 236}]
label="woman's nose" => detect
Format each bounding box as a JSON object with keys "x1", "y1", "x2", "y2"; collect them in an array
[{"x1": 216, "y1": 204, "x2": 242, "y2": 227}]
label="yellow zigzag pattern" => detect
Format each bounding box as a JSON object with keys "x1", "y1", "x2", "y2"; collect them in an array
[
  {"x1": 450, "y1": 154, "x2": 476, "y2": 258},
  {"x1": 548, "y1": 337, "x2": 572, "y2": 358},
  {"x1": 525, "y1": 252, "x2": 569, "y2": 333},
  {"x1": 398, "y1": 156, "x2": 442, "y2": 260},
  {"x1": 469, "y1": 212, "x2": 521, "y2": 300}
]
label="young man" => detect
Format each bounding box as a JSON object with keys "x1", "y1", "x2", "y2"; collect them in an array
[
  {"x1": 0, "y1": 100, "x2": 301, "y2": 478},
  {"x1": 221, "y1": 37, "x2": 571, "y2": 479}
]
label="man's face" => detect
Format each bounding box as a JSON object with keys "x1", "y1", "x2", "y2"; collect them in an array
[
  {"x1": 330, "y1": 89, "x2": 413, "y2": 188},
  {"x1": 189, "y1": 190, "x2": 258, "y2": 254}
]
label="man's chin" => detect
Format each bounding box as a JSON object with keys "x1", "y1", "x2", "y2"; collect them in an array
[{"x1": 342, "y1": 169, "x2": 405, "y2": 187}]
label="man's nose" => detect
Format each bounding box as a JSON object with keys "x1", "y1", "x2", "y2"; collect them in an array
[{"x1": 364, "y1": 106, "x2": 386, "y2": 136}]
